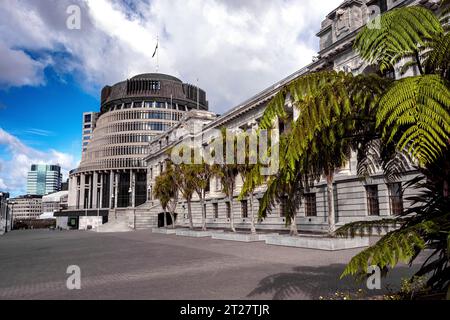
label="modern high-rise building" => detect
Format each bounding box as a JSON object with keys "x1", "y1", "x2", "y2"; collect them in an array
[
  {"x1": 82, "y1": 112, "x2": 98, "y2": 155},
  {"x1": 26, "y1": 164, "x2": 62, "y2": 196}
]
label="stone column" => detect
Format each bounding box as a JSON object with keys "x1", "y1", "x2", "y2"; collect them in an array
[
  {"x1": 99, "y1": 173, "x2": 104, "y2": 209},
  {"x1": 131, "y1": 170, "x2": 136, "y2": 208},
  {"x1": 87, "y1": 174, "x2": 92, "y2": 209},
  {"x1": 79, "y1": 174, "x2": 86, "y2": 209},
  {"x1": 114, "y1": 172, "x2": 119, "y2": 208},
  {"x1": 92, "y1": 172, "x2": 98, "y2": 209},
  {"x1": 109, "y1": 171, "x2": 114, "y2": 209}
]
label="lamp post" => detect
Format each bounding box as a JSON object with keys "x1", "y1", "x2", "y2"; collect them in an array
[
  {"x1": 9, "y1": 201, "x2": 16, "y2": 232},
  {"x1": 0, "y1": 192, "x2": 6, "y2": 234},
  {"x1": 147, "y1": 186, "x2": 152, "y2": 203},
  {"x1": 128, "y1": 187, "x2": 136, "y2": 230}
]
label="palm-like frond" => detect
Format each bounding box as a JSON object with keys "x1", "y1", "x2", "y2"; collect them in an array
[
  {"x1": 377, "y1": 75, "x2": 450, "y2": 165},
  {"x1": 354, "y1": 6, "x2": 443, "y2": 73},
  {"x1": 335, "y1": 218, "x2": 403, "y2": 238},
  {"x1": 340, "y1": 224, "x2": 426, "y2": 278},
  {"x1": 422, "y1": 32, "x2": 450, "y2": 79}
]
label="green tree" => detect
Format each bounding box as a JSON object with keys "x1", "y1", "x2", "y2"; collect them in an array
[
  {"x1": 237, "y1": 128, "x2": 261, "y2": 234},
  {"x1": 192, "y1": 162, "x2": 213, "y2": 231},
  {"x1": 153, "y1": 164, "x2": 179, "y2": 229},
  {"x1": 335, "y1": 4, "x2": 450, "y2": 298},
  {"x1": 258, "y1": 72, "x2": 389, "y2": 235},
  {"x1": 174, "y1": 163, "x2": 196, "y2": 230},
  {"x1": 213, "y1": 128, "x2": 240, "y2": 233}
]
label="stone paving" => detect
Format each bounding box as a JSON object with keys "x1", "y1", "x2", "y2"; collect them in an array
[{"x1": 0, "y1": 229, "x2": 423, "y2": 300}]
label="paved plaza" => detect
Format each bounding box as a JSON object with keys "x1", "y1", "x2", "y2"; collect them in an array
[{"x1": 0, "y1": 230, "x2": 421, "y2": 300}]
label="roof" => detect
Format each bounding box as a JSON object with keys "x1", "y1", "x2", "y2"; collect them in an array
[
  {"x1": 130, "y1": 73, "x2": 182, "y2": 83},
  {"x1": 42, "y1": 191, "x2": 69, "y2": 202}
]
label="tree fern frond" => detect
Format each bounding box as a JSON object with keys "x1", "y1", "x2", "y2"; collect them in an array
[
  {"x1": 341, "y1": 225, "x2": 426, "y2": 278},
  {"x1": 260, "y1": 90, "x2": 287, "y2": 130},
  {"x1": 354, "y1": 6, "x2": 443, "y2": 72},
  {"x1": 377, "y1": 75, "x2": 450, "y2": 165},
  {"x1": 335, "y1": 218, "x2": 402, "y2": 238}
]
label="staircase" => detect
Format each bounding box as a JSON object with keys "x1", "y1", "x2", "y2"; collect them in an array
[
  {"x1": 132, "y1": 201, "x2": 162, "y2": 230},
  {"x1": 94, "y1": 216, "x2": 132, "y2": 233}
]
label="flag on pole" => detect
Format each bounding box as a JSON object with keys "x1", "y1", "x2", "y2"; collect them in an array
[{"x1": 152, "y1": 39, "x2": 158, "y2": 58}]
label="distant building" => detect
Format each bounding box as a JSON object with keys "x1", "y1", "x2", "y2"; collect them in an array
[
  {"x1": 0, "y1": 192, "x2": 10, "y2": 202},
  {"x1": 61, "y1": 179, "x2": 69, "y2": 191},
  {"x1": 82, "y1": 112, "x2": 99, "y2": 155},
  {"x1": 8, "y1": 195, "x2": 43, "y2": 221},
  {"x1": 27, "y1": 164, "x2": 62, "y2": 196},
  {"x1": 40, "y1": 191, "x2": 69, "y2": 219},
  {"x1": 0, "y1": 192, "x2": 10, "y2": 232}
]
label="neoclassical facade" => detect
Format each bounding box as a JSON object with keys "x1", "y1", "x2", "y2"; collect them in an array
[
  {"x1": 64, "y1": 74, "x2": 209, "y2": 227},
  {"x1": 140, "y1": 0, "x2": 436, "y2": 232}
]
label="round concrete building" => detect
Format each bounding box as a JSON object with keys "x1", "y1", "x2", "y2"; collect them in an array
[{"x1": 67, "y1": 73, "x2": 209, "y2": 217}]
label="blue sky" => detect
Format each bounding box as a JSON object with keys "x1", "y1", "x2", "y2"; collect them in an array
[
  {"x1": 0, "y1": 0, "x2": 342, "y2": 196},
  {"x1": 0, "y1": 68, "x2": 98, "y2": 154}
]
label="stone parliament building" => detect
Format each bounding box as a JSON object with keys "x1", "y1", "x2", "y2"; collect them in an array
[{"x1": 60, "y1": 0, "x2": 439, "y2": 231}]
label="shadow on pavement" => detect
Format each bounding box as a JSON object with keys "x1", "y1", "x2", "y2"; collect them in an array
[{"x1": 248, "y1": 263, "x2": 417, "y2": 300}]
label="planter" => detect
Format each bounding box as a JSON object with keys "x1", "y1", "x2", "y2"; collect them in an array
[
  {"x1": 212, "y1": 232, "x2": 279, "y2": 243},
  {"x1": 151, "y1": 228, "x2": 177, "y2": 234},
  {"x1": 265, "y1": 235, "x2": 369, "y2": 251}
]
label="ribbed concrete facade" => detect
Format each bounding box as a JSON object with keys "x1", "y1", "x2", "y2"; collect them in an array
[{"x1": 66, "y1": 73, "x2": 210, "y2": 219}]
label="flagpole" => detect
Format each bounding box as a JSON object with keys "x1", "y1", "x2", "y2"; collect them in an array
[{"x1": 156, "y1": 35, "x2": 159, "y2": 73}]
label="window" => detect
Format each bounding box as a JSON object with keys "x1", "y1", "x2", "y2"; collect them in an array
[
  {"x1": 226, "y1": 202, "x2": 231, "y2": 219},
  {"x1": 305, "y1": 193, "x2": 317, "y2": 217},
  {"x1": 279, "y1": 121, "x2": 285, "y2": 135},
  {"x1": 280, "y1": 196, "x2": 288, "y2": 217},
  {"x1": 211, "y1": 203, "x2": 218, "y2": 219},
  {"x1": 366, "y1": 185, "x2": 380, "y2": 216},
  {"x1": 84, "y1": 124, "x2": 91, "y2": 129},
  {"x1": 241, "y1": 200, "x2": 248, "y2": 218},
  {"x1": 144, "y1": 101, "x2": 153, "y2": 108},
  {"x1": 388, "y1": 183, "x2": 403, "y2": 215},
  {"x1": 84, "y1": 114, "x2": 92, "y2": 122},
  {"x1": 215, "y1": 178, "x2": 221, "y2": 192}
]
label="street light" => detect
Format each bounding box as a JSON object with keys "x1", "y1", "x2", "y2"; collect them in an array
[
  {"x1": 128, "y1": 187, "x2": 135, "y2": 230},
  {"x1": 8, "y1": 201, "x2": 16, "y2": 232},
  {"x1": 0, "y1": 192, "x2": 6, "y2": 234}
]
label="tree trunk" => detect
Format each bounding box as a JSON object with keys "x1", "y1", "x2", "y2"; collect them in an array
[
  {"x1": 290, "y1": 214, "x2": 298, "y2": 236},
  {"x1": 201, "y1": 197, "x2": 207, "y2": 231},
  {"x1": 250, "y1": 192, "x2": 256, "y2": 234},
  {"x1": 170, "y1": 212, "x2": 175, "y2": 229},
  {"x1": 163, "y1": 209, "x2": 167, "y2": 228},
  {"x1": 326, "y1": 173, "x2": 336, "y2": 236},
  {"x1": 229, "y1": 196, "x2": 236, "y2": 233},
  {"x1": 187, "y1": 199, "x2": 194, "y2": 230}
]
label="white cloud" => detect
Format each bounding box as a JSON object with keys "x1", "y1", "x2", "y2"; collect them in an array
[
  {"x1": 0, "y1": 0, "x2": 342, "y2": 113},
  {"x1": 0, "y1": 128, "x2": 78, "y2": 196},
  {"x1": 0, "y1": 41, "x2": 46, "y2": 87}
]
